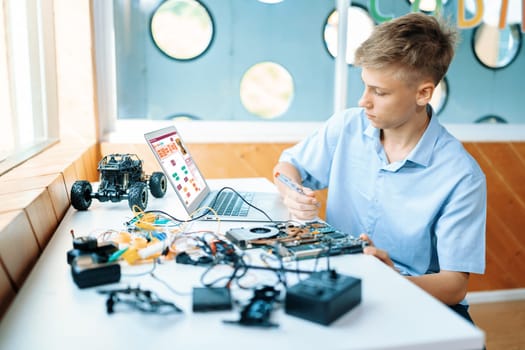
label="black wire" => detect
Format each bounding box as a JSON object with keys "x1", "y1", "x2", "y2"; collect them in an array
[
  {"x1": 135, "y1": 209, "x2": 185, "y2": 223},
  {"x1": 200, "y1": 249, "x2": 249, "y2": 288},
  {"x1": 142, "y1": 186, "x2": 277, "y2": 223},
  {"x1": 195, "y1": 236, "x2": 214, "y2": 255},
  {"x1": 270, "y1": 243, "x2": 288, "y2": 288},
  {"x1": 217, "y1": 187, "x2": 274, "y2": 222},
  {"x1": 242, "y1": 264, "x2": 312, "y2": 275},
  {"x1": 326, "y1": 240, "x2": 333, "y2": 272},
  {"x1": 226, "y1": 264, "x2": 243, "y2": 288},
  {"x1": 313, "y1": 247, "x2": 323, "y2": 272},
  {"x1": 198, "y1": 242, "x2": 313, "y2": 289},
  {"x1": 199, "y1": 260, "x2": 236, "y2": 287},
  {"x1": 295, "y1": 259, "x2": 304, "y2": 282}
]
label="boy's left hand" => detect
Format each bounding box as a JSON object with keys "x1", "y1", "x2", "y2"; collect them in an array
[{"x1": 360, "y1": 233, "x2": 396, "y2": 271}]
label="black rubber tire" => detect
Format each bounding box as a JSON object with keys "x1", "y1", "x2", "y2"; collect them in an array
[
  {"x1": 128, "y1": 182, "x2": 148, "y2": 210},
  {"x1": 149, "y1": 172, "x2": 167, "y2": 198},
  {"x1": 71, "y1": 181, "x2": 93, "y2": 210}
]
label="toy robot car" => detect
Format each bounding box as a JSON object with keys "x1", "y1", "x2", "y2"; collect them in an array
[{"x1": 70, "y1": 153, "x2": 167, "y2": 211}]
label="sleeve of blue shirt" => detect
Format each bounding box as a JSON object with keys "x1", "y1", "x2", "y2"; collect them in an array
[{"x1": 433, "y1": 163, "x2": 487, "y2": 274}]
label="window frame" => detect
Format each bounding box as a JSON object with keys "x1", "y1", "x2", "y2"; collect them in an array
[{"x1": 0, "y1": 0, "x2": 59, "y2": 176}]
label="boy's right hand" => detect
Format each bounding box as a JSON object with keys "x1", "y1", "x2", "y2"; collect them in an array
[{"x1": 280, "y1": 184, "x2": 320, "y2": 220}]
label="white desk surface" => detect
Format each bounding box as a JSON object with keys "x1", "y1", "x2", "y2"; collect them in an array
[{"x1": 0, "y1": 178, "x2": 484, "y2": 350}]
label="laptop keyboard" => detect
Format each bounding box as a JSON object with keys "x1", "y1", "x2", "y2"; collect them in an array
[{"x1": 211, "y1": 192, "x2": 254, "y2": 216}]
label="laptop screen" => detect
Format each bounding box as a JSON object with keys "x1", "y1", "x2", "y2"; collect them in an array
[{"x1": 144, "y1": 126, "x2": 210, "y2": 214}]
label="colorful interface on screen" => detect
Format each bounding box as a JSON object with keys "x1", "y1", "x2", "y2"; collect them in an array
[{"x1": 148, "y1": 130, "x2": 206, "y2": 207}]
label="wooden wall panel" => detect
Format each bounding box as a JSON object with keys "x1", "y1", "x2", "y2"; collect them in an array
[
  {"x1": 0, "y1": 142, "x2": 100, "y2": 296},
  {"x1": 0, "y1": 189, "x2": 58, "y2": 250},
  {"x1": 189, "y1": 143, "x2": 288, "y2": 179},
  {"x1": 47, "y1": 173, "x2": 70, "y2": 221},
  {"x1": 24, "y1": 190, "x2": 58, "y2": 249},
  {"x1": 0, "y1": 173, "x2": 69, "y2": 223},
  {"x1": 85, "y1": 143, "x2": 102, "y2": 181},
  {"x1": 465, "y1": 143, "x2": 525, "y2": 291},
  {"x1": 0, "y1": 211, "x2": 40, "y2": 290},
  {"x1": 0, "y1": 262, "x2": 15, "y2": 320},
  {"x1": 101, "y1": 141, "x2": 525, "y2": 292},
  {"x1": 62, "y1": 163, "x2": 79, "y2": 201}
]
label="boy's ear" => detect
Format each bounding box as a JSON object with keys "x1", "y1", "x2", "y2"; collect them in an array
[{"x1": 416, "y1": 81, "x2": 435, "y2": 106}]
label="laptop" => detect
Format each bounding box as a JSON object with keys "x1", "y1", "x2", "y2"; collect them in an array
[{"x1": 144, "y1": 125, "x2": 290, "y2": 222}]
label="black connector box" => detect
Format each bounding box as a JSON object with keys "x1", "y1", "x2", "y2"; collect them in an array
[
  {"x1": 67, "y1": 242, "x2": 118, "y2": 265},
  {"x1": 71, "y1": 254, "x2": 121, "y2": 289},
  {"x1": 192, "y1": 287, "x2": 232, "y2": 312},
  {"x1": 285, "y1": 270, "x2": 361, "y2": 325}
]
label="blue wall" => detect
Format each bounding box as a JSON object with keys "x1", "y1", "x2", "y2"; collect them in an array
[{"x1": 113, "y1": 0, "x2": 525, "y2": 123}]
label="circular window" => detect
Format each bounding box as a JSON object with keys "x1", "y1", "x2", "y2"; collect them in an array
[
  {"x1": 475, "y1": 115, "x2": 508, "y2": 124},
  {"x1": 239, "y1": 62, "x2": 294, "y2": 119},
  {"x1": 323, "y1": 5, "x2": 375, "y2": 65},
  {"x1": 473, "y1": 23, "x2": 522, "y2": 69},
  {"x1": 150, "y1": 0, "x2": 214, "y2": 60},
  {"x1": 429, "y1": 78, "x2": 448, "y2": 115},
  {"x1": 165, "y1": 113, "x2": 201, "y2": 121},
  {"x1": 407, "y1": 0, "x2": 449, "y2": 12}
]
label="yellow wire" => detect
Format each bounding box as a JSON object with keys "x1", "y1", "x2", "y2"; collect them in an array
[
  {"x1": 127, "y1": 205, "x2": 224, "y2": 258},
  {"x1": 189, "y1": 206, "x2": 222, "y2": 237},
  {"x1": 131, "y1": 205, "x2": 161, "y2": 231}
]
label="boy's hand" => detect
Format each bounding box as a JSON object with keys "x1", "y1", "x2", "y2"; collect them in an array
[
  {"x1": 281, "y1": 184, "x2": 319, "y2": 220},
  {"x1": 360, "y1": 233, "x2": 396, "y2": 270}
]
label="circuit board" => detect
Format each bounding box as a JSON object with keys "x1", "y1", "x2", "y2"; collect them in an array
[{"x1": 225, "y1": 221, "x2": 368, "y2": 261}]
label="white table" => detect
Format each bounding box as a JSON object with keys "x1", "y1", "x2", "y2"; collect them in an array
[{"x1": 0, "y1": 178, "x2": 484, "y2": 350}]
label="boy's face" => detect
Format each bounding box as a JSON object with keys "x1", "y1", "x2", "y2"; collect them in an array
[{"x1": 358, "y1": 66, "x2": 432, "y2": 130}]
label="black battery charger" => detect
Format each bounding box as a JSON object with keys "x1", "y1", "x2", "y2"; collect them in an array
[
  {"x1": 71, "y1": 254, "x2": 121, "y2": 289},
  {"x1": 67, "y1": 236, "x2": 121, "y2": 289}
]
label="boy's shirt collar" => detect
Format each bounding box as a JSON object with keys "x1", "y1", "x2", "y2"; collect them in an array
[{"x1": 363, "y1": 105, "x2": 439, "y2": 169}]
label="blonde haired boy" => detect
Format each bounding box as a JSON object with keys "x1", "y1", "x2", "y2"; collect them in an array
[{"x1": 274, "y1": 12, "x2": 485, "y2": 322}]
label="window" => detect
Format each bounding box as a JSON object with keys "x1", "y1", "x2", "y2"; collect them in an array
[
  {"x1": 96, "y1": 1, "x2": 525, "y2": 143},
  {"x1": 0, "y1": 0, "x2": 59, "y2": 175},
  {"x1": 150, "y1": 0, "x2": 214, "y2": 61},
  {"x1": 473, "y1": 23, "x2": 522, "y2": 69},
  {"x1": 239, "y1": 61, "x2": 295, "y2": 119},
  {"x1": 96, "y1": 0, "x2": 345, "y2": 142},
  {"x1": 323, "y1": 4, "x2": 375, "y2": 65}
]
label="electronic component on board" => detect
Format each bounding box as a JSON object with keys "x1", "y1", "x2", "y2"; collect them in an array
[
  {"x1": 225, "y1": 221, "x2": 368, "y2": 261},
  {"x1": 225, "y1": 225, "x2": 280, "y2": 248}
]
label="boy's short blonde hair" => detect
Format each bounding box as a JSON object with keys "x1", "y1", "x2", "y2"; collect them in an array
[{"x1": 354, "y1": 12, "x2": 458, "y2": 85}]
